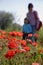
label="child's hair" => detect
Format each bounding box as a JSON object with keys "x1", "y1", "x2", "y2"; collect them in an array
[{"x1": 24, "y1": 18, "x2": 29, "y2": 24}]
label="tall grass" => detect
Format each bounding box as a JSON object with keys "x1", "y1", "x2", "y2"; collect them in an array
[{"x1": 38, "y1": 27, "x2": 43, "y2": 43}]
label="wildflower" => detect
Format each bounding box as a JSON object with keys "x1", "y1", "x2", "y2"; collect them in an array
[
  {"x1": 17, "y1": 32, "x2": 23, "y2": 37},
  {"x1": 9, "y1": 32, "x2": 13, "y2": 35},
  {"x1": 9, "y1": 31, "x2": 17, "y2": 36},
  {"x1": 24, "y1": 46, "x2": 30, "y2": 51},
  {"x1": 12, "y1": 31, "x2": 17, "y2": 36},
  {"x1": 38, "y1": 49, "x2": 43, "y2": 53},
  {"x1": 5, "y1": 50, "x2": 15, "y2": 59},
  {"x1": 32, "y1": 42, "x2": 37, "y2": 46},
  {"x1": 34, "y1": 33, "x2": 39, "y2": 38},
  {"x1": 28, "y1": 34, "x2": 33, "y2": 37},
  {"x1": 2, "y1": 31, "x2": 6, "y2": 35},
  {"x1": 8, "y1": 41, "x2": 18, "y2": 49},
  {"x1": 0, "y1": 36, "x2": 3, "y2": 39},
  {"x1": 20, "y1": 40, "x2": 26, "y2": 47},
  {"x1": 15, "y1": 49, "x2": 20, "y2": 53},
  {"x1": 32, "y1": 63, "x2": 40, "y2": 65}
]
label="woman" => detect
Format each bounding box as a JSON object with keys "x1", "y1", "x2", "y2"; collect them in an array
[{"x1": 26, "y1": 3, "x2": 40, "y2": 34}]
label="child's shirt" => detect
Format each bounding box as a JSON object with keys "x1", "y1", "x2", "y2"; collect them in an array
[
  {"x1": 26, "y1": 11, "x2": 39, "y2": 25},
  {"x1": 22, "y1": 24, "x2": 32, "y2": 33}
]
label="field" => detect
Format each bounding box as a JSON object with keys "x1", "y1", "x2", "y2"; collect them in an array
[{"x1": 0, "y1": 27, "x2": 43, "y2": 65}]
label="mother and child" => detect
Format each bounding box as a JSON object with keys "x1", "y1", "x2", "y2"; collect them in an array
[{"x1": 22, "y1": 3, "x2": 42, "y2": 42}]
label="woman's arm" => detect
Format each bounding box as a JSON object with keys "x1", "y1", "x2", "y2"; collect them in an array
[{"x1": 34, "y1": 11, "x2": 40, "y2": 21}]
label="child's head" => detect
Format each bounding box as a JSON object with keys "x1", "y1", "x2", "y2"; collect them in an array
[
  {"x1": 24, "y1": 18, "x2": 29, "y2": 24},
  {"x1": 28, "y1": 3, "x2": 33, "y2": 12}
]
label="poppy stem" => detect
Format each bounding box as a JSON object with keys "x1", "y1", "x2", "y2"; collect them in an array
[{"x1": 9, "y1": 59, "x2": 12, "y2": 65}]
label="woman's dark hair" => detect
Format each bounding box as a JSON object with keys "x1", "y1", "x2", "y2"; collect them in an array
[{"x1": 28, "y1": 3, "x2": 33, "y2": 9}]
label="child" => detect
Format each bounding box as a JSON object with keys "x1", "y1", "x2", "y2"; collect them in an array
[{"x1": 22, "y1": 18, "x2": 32, "y2": 40}]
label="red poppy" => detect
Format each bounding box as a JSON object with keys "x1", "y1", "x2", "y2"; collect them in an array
[
  {"x1": 15, "y1": 49, "x2": 20, "y2": 53},
  {"x1": 5, "y1": 50, "x2": 15, "y2": 59},
  {"x1": 17, "y1": 40, "x2": 21, "y2": 43},
  {"x1": 20, "y1": 40, "x2": 26, "y2": 47},
  {"x1": 9, "y1": 32, "x2": 13, "y2": 35},
  {"x1": 38, "y1": 49, "x2": 43, "y2": 53},
  {"x1": 6, "y1": 37, "x2": 11, "y2": 40},
  {"x1": 0, "y1": 36, "x2": 3, "y2": 39},
  {"x1": 24, "y1": 46, "x2": 30, "y2": 51},
  {"x1": 1, "y1": 35, "x2": 6, "y2": 39},
  {"x1": 9, "y1": 31, "x2": 17, "y2": 36},
  {"x1": 12, "y1": 38, "x2": 17, "y2": 42},
  {"x1": 17, "y1": 32, "x2": 23, "y2": 37},
  {"x1": 12, "y1": 31, "x2": 17, "y2": 36},
  {"x1": 32, "y1": 42, "x2": 37, "y2": 46},
  {"x1": 28, "y1": 34, "x2": 33, "y2": 37},
  {"x1": 34, "y1": 33, "x2": 39, "y2": 38},
  {"x1": 8, "y1": 41, "x2": 18, "y2": 49},
  {"x1": 2, "y1": 31, "x2": 6, "y2": 35},
  {"x1": 32, "y1": 63, "x2": 40, "y2": 65}
]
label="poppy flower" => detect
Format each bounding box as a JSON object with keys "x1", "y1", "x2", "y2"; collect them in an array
[
  {"x1": 9, "y1": 32, "x2": 13, "y2": 35},
  {"x1": 17, "y1": 40, "x2": 21, "y2": 43},
  {"x1": 15, "y1": 49, "x2": 20, "y2": 53},
  {"x1": 6, "y1": 37, "x2": 11, "y2": 40},
  {"x1": 0, "y1": 36, "x2": 3, "y2": 39},
  {"x1": 5, "y1": 50, "x2": 15, "y2": 59},
  {"x1": 32, "y1": 63, "x2": 40, "y2": 65},
  {"x1": 12, "y1": 38, "x2": 17, "y2": 42},
  {"x1": 38, "y1": 49, "x2": 43, "y2": 53},
  {"x1": 24, "y1": 46, "x2": 30, "y2": 51},
  {"x1": 2, "y1": 31, "x2": 6, "y2": 35},
  {"x1": 17, "y1": 32, "x2": 23, "y2": 37},
  {"x1": 34, "y1": 33, "x2": 39, "y2": 38},
  {"x1": 20, "y1": 40, "x2": 26, "y2": 47},
  {"x1": 8, "y1": 41, "x2": 18, "y2": 49},
  {"x1": 32, "y1": 42, "x2": 37, "y2": 46},
  {"x1": 28, "y1": 34, "x2": 33, "y2": 37},
  {"x1": 1, "y1": 35, "x2": 6, "y2": 39},
  {"x1": 9, "y1": 31, "x2": 17, "y2": 36},
  {"x1": 12, "y1": 31, "x2": 17, "y2": 36}
]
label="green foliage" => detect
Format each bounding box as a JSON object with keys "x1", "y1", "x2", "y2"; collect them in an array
[
  {"x1": 38, "y1": 27, "x2": 43, "y2": 43},
  {"x1": 0, "y1": 11, "x2": 14, "y2": 30},
  {"x1": 6, "y1": 23, "x2": 22, "y2": 32}
]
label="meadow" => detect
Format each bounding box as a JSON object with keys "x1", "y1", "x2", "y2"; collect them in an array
[{"x1": 0, "y1": 27, "x2": 43, "y2": 65}]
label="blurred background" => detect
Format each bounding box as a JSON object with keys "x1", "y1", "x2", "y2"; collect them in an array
[{"x1": 0, "y1": 0, "x2": 43, "y2": 31}]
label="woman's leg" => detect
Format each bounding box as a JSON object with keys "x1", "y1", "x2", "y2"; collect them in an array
[{"x1": 31, "y1": 25, "x2": 36, "y2": 34}]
